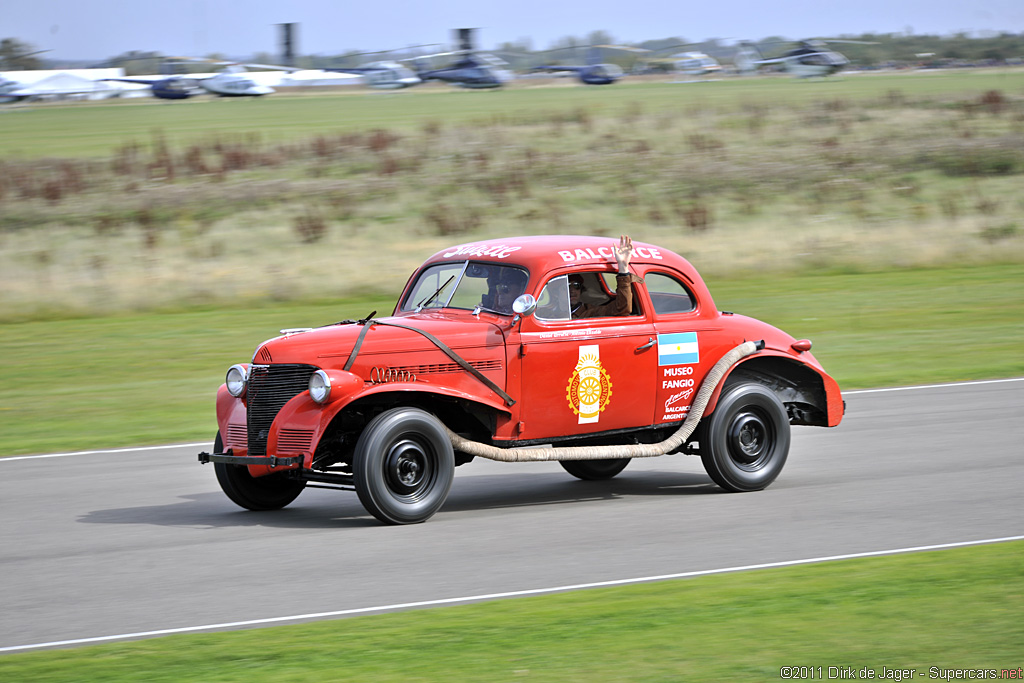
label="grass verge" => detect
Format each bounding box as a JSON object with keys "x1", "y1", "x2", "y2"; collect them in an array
[
  {"x1": 2, "y1": 264, "x2": 1024, "y2": 456},
  {"x1": 1, "y1": 540, "x2": 1020, "y2": 680},
  {"x1": 1, "y1": 265, "x2": 1021, "y2": 457}
]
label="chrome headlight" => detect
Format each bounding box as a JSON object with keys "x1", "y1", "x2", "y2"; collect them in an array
[
  {"x1": 309, "y1": 369, "x2": 331, "y2": 404},
  {"x1": 225, "y1": 364, "x2": 248, "y2": 398}
]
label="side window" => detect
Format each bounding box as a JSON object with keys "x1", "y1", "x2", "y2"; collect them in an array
[
  {"x1": 645, "y1": 272, "x2": 695, "y2": 315},
  {"x1": 537, "y1": 272, "x2": 640, "y2": 320},
  {"x1": 536, "y1": 275, "x2": 570, "y2": 321},
  {"x1": 600, "y1": 272, "x2": 643, "y2": 315}
]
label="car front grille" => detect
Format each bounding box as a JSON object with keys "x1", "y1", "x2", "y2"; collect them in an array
[{"x1": 247, "y1": 364, "x2": 317, "y2": 455}]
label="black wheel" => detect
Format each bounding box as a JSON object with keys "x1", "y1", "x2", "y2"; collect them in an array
[
  {"x1": 698, "y1": 383, "x2": 790, "y2": 492},
  {"x1": 212, "y1": 432, "x2": 306, "y2": 511},
  {"x1": 560, "y1": 458, "x2": 631, "y2": 481},
  {"x1": 352, "y1": 408, "x2": 455, "y2": 525}
]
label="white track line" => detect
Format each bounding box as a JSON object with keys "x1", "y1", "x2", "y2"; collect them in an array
[
  {"x1": 845, "y1": 377, "x2": 1023, "y2": 395},
  {"x1": 2, "y1": 535, "x2": 1022, "y2": 654},
  {"x1": 5, "y1": 378, "x2": 1022, "y2": 463},
  {"x1": 1, "y1": 443, "x2": 211, "y2": 462}
]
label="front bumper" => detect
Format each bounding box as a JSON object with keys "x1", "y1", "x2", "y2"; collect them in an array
[{"x1": 198, "y1": 451, "x2": 303, "y2": 468}]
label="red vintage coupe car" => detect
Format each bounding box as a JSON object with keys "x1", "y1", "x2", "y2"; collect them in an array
[{"x1": 200, "y1": 235, "x2": 843, "y2": 524}]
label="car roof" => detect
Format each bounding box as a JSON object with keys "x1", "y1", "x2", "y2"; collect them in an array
[{"x1": 422, "y1": 235, "x2": 701, "y2": 281}]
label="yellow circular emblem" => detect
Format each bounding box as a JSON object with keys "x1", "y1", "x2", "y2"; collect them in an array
[{"x1": 566, "y1": 352, "x2": 613, "y2": 419}]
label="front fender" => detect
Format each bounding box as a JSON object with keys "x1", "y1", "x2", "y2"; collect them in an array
[
  {"x1": 356, "y1": 382, "x2": 513, "y2": 416},
  {"x1": 215, "y1": 385, "x2": 249, "y2": 454},
  {"x1": 270, "y1": 380, "x2": 513, "y2": 468},
  {"x1": 253, "y1": 369, "x2": 366, "y2": 476},
  {"x1": 215, "y1": 370, "x2": 366, "y2": 477},
  {"x1": 235, "y1": 373, "x2": 515, "y2": 477}
]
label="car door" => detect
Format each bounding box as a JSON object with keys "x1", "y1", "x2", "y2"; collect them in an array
[
  {"x1": 516, "y1": 273, "x2": 657, "y2": 441},
  {"x1": 644, "y1": 270, "x2": 732, "y2": 424}
]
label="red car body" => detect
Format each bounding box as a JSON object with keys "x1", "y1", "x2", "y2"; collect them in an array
[{"x1": 202, "y1": 236, "x2": 843, "y2": 524}]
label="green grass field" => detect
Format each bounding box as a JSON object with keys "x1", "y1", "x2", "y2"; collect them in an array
[
  {"x1": 2, "y1": 70, "x2": 1022, "y2": 158},
  {"x1": 1, "y1": 540, "x2": 1020, "y2": 680},
  {"x1": 2, "y1": 69, "x2": 1023, "y2": 320}
]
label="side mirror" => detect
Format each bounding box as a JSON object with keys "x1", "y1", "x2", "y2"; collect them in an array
[{"x1": 512, "y1": 294, "x2": 537, "y2": 317}]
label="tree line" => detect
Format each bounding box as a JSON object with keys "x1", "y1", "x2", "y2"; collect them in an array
[{"x1": 3, "y1": 32, "x2": 1023, "y2": 74}]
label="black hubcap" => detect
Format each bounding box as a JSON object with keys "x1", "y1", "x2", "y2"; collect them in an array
[
  {"x1": 726, "y1": 411, "x2": 772, "y2": 470},
  {"x1": 384, "y1": 439, "x2": 432, "y2": 497}
]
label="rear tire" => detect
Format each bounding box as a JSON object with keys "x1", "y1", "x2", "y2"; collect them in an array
[
  {"x1": 698, "y1": 383, "x2": 790, "y2": 492},
  {"x1": 353, "y1": 408, "x2": 455, "y2": 525},
  {"x1": 212, "y1": 432, "x2": 306, "y2": 511},
  {"x1": 560, "y1": 458, "x2": 631, "y2": 481}
]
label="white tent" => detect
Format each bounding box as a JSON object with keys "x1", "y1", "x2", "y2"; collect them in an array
[{"x1": 0, "y1": 68, "x2": 128, "y2": 100}]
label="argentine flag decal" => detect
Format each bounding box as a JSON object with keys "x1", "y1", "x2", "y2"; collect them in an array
[{"x1": 658, "y1": 332, "x2": 700, "y2": 366}]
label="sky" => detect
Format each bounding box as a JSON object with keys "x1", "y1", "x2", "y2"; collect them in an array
[{"x1": 7, "y1": 1, "x2": 1024, "y2": 61}]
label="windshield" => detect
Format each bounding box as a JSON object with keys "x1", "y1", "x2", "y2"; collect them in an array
[{"x1": 401, "y1": 261, "x2": 529, "y2": 314}]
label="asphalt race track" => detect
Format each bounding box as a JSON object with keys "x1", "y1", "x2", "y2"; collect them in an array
[{"x1": 2, "y1": 379, "x2": 1021, "y2": 652}]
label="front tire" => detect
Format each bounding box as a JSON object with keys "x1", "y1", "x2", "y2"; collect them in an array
[
  {"x1": 353, "y1": 408, "x2": 455, "y2": 525},
  {"x1": 699, "y1": 383, "x2": 790, "y2": 492},
  {"x1": 212, "y1": 432, "x2": 306, "y2": 511},
  {"x1": 560, "y1": 458, "x2": 631, "y2": 481}
]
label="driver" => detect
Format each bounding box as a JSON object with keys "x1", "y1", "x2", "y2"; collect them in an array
[
  {"x1": 570, "y1": 234, "x2": 640, "y2": 318},
  {"x1": 484, "y1": 268, "x2": 528, "y2": 314}
]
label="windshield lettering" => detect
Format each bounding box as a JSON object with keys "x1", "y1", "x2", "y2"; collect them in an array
[{"x1": 442, "y1": 244, "x2": 521, "y2": 259}]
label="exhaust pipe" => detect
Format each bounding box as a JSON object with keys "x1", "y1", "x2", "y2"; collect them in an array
[{"x1": 446, "y1": 340, "x2": 762, "y2": 462}]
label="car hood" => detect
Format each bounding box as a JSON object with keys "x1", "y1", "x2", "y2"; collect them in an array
[{"x1": 252, "y1": 312, "x2": 507, "y2": 366}]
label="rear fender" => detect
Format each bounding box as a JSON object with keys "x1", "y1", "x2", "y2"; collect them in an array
[{"x1": 704, "y1": 352, "x2": 843, "y2": 427}]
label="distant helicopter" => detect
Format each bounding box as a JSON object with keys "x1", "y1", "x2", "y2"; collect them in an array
[
  {"x1": 322, "y1": 46, "x2": 438, "y2": 89},
  {"x1": 325, "y1": 61, "x2": 421, "y2": 89},
  {"x1": 735, "y1": 39, "x2": 874, "y2": 78},
  {"x1": 638, "y1": 44, "x2": 723, "y2": 81},
  {"x1": 527, "y1": 45, "x2": 648, "y2": 85},
  {"x1": 105, "y1": 59, "x2": 279, "y2": 99},
  {"x1": 667, "y1": 51, "x2": 722, "y2": 77},
  {"x1": 411, "y1": 29, "x2": 514, "y2": 89}
]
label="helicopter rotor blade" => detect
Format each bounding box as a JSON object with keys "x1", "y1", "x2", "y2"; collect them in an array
[
  {"x1": 340, "y1": 44, "x2": 442, "y2": 59},
  {"x1": 591, "y1": 44, "x2": 651, "y2": 53},
  {"x1": 814, "y1": 38, "x2": 880, "y2": 45}
]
